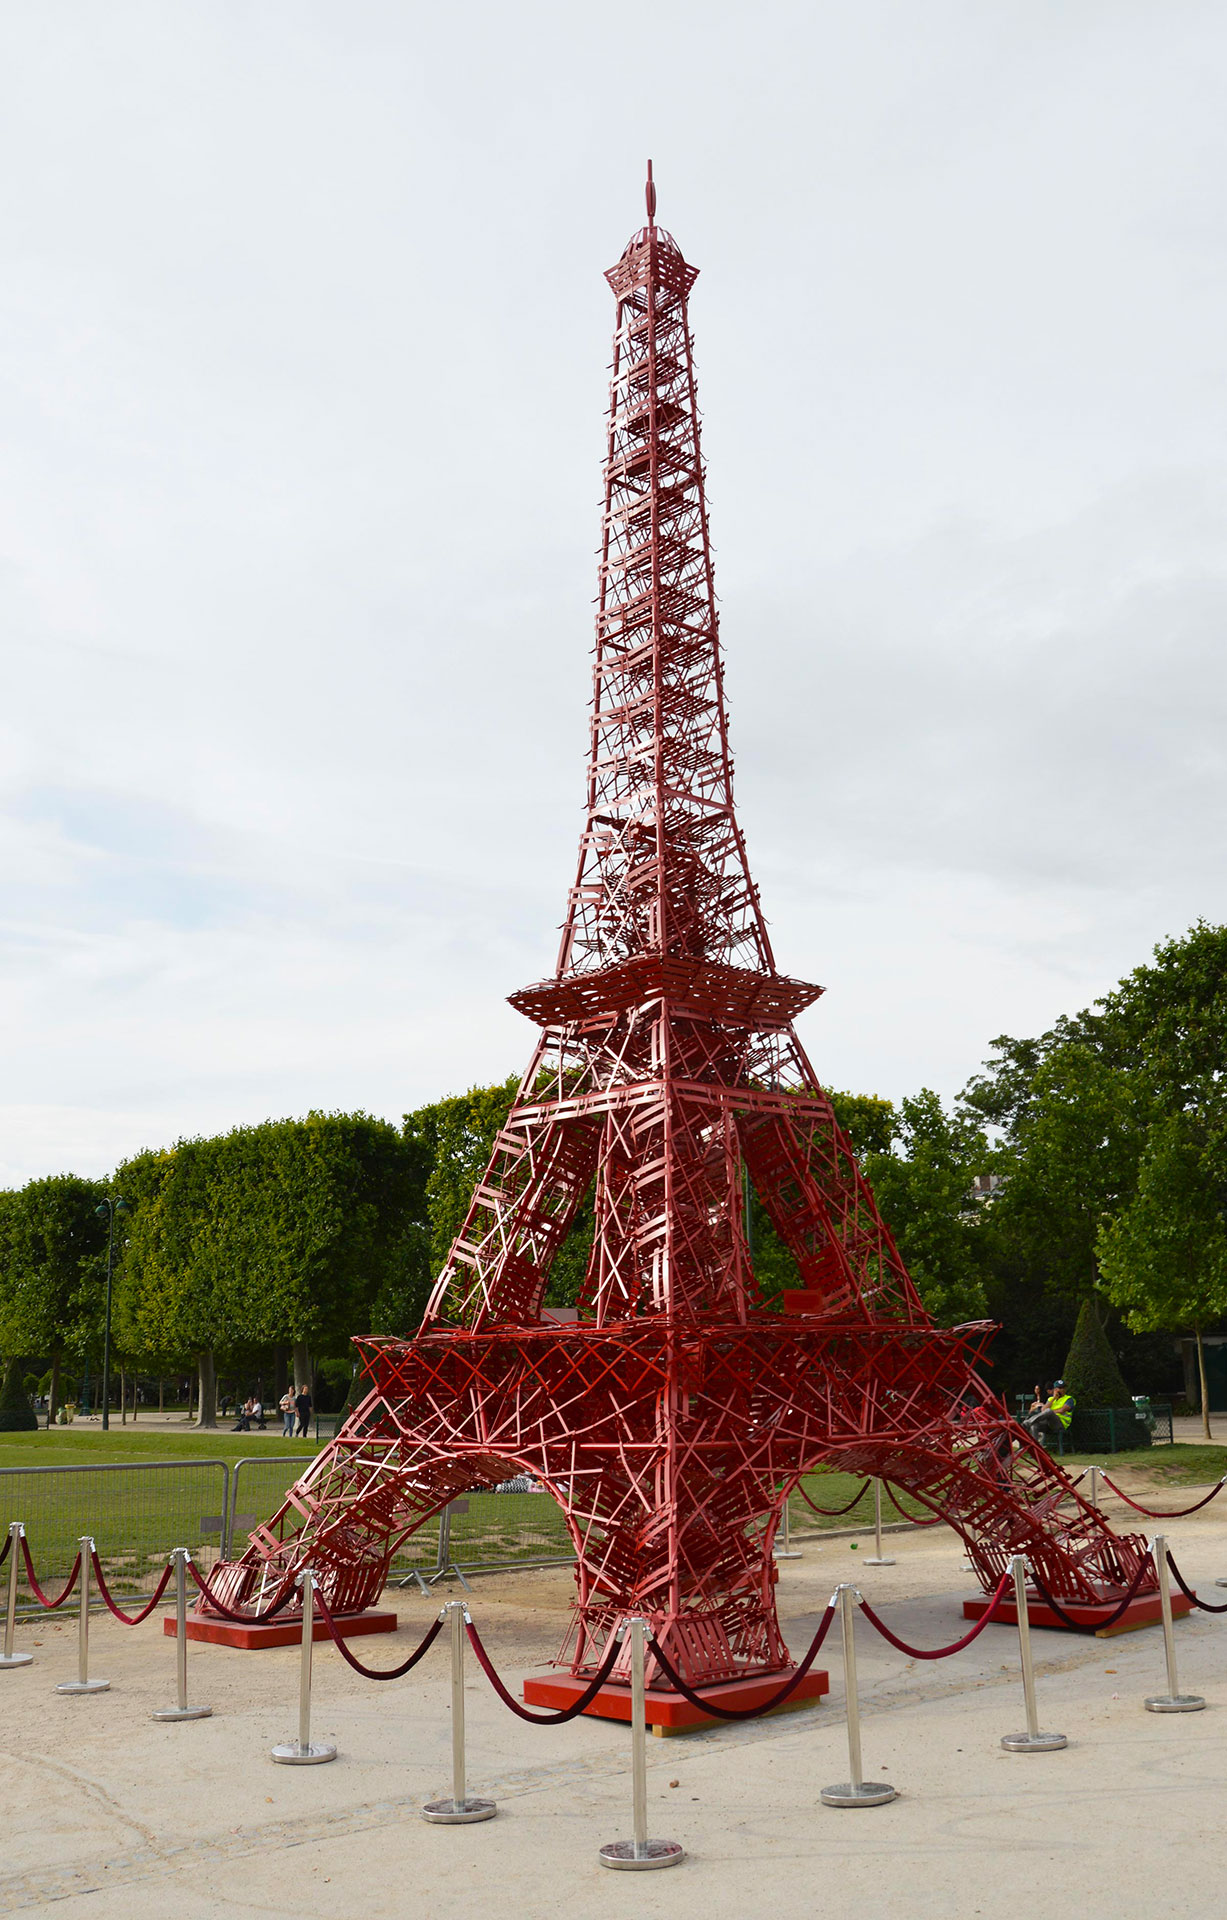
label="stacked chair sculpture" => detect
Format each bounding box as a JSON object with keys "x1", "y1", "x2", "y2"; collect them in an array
[{"x1": 203, "y1": 173, "x2": 1159, "y2": 1710}]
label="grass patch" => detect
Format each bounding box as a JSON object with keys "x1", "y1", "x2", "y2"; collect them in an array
[
  {"x1": 1059, "y1": 1443, "x2": 1227, "y2": 1485},
  {"x1": 0, "y1": 1428, "x2": 328, "y2": 1472}
]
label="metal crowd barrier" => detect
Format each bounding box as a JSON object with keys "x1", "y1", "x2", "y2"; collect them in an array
[{"x1": 0, "y1": 1461, "x2": 230, "y2": 1618}]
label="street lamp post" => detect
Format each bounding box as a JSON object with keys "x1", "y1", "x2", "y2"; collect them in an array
[{"x1": 94, "y1": 1197, "x2": 129, "y2": 1434}]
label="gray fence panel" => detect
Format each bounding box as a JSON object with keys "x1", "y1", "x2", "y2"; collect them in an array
[
  {"x1": 445, "y1": 1489, "x2": 576, "y2": 1574},
  {"x1": 0, "y1": 1460, "x2": 229, "y2": 1617}
]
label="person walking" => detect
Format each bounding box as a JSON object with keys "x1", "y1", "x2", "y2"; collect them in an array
[
  {"x1": 279, "y1": 1388, "x2": 296, "y2": 1437},
  {"x1": 294, "y1": 1382, "x2": 312, "y2": 1439}
]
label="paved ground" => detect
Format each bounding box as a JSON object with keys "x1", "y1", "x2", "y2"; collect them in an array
[{"x1": 2, "y1": 1498, "x2": 1226, "y2": 1920}]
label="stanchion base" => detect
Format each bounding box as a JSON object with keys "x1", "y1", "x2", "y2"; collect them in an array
[
  {"x1": 820, "y1": 1781, "x2": 897, "y2": 1807},
  {"x1": 152, "y1": 1705, "x2": 212, "y2": 1721},
  {"x1": 598, "y1": 1839, "x2": 685, "y2": 1870},
  {"x1": 773, "y1": 1549, "x2": 803, "y2": 1560},
  {"x1": 1215, "y1": 1579, "x2": 1227, "y2": 1590},
  {"x1": 1144, "y1": 1694, "x2": 1205, "y2": 1713},
  {"x1": 270, "y1": 1740, "x2": 338, "y2": 1763},
  {"x1": 863, "y1": 1557, "x2": 896, "y2": 1567},
  {"x1": 1001, "y1": 1731, "x2": 1067, "y2": 1752},
  {"x1": 55, "y1": 1679, "x2": 110, "y2": 1695},
  {"x1": 421, "y1": 1797, "x2": 497, "y2": 1824},
  {"x1": 0, "y1": 1652, "x2": 33, "y2": 1669}
]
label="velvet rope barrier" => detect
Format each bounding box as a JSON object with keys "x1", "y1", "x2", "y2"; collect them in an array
[
  {"x1": 314, "y1": 1583, "x2": 447, "y2": 1678},
  {"x1": 0, "y1": 1532, "x2": 9, "y2": 1569},
  {"x1": 20, "y1": 1537, "x2": 82, "y2": 1611},
  {"x1": 856, "y1": 1569, "x2": 1012, "y2": 1658},
  {"x1": 89, "y1": 1549, "x2": 176, "y2": 1626},
  {"x1": 185, "y1": 1558, "x2": 300, "y2": 1624},
  {"x1": 1099, "y1": 1475, "x2": 1227, "y2": 1520},
  {"x1": 465, "y1": 1617, "x2": 627, "y2": 1724},
  {"x1": 1164, "y1": 1548, "x2": 1227, "y2": 1615},
  {"x1": 1026, "y1": 1552, "x2": 1154, "y2": 1632},
  {"x1": 882, "y1": 1482, "x2": 943, "y2": 1527},
  {"x1": 796, "y1": 1479, "x2": 872, "y2": 1519},
  {"x1": 646, "y1": 1601, "x2": 838, "y2": 1721}
]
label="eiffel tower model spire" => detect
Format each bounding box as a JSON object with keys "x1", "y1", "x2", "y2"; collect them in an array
[{"x1": 211, "y1": 172, "x2": 1161, "y2": 1705}]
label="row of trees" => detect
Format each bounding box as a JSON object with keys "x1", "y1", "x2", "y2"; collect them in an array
[{"x1": 1, "y1": 923, "x2": 1223, "y2": 1427}]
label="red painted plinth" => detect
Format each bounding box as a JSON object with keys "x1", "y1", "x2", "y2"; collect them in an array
[
  {"x1": 962, "y1": 1590, "x2": 1192, "y2": 1638},
  {"x1": 522, "y1": 1665, "x2": 829, "y2": 1732},
  {"x1": 165, "y1": 1607, "x2": 398, "y2": 1650}
]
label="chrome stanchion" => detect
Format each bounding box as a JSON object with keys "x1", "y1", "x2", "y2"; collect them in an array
[
  {"x1": 864, "y1": 1482, "x2": 896, "y2": 1567},
  {"x1": 1001, "y1": 1557, "x2": 1067, "y2": 1752},
  {"x1": 56, "y1": 1537, "x2": 110, "y2": 1695},
  {"x1": 821, "y1": 1585, "x2": 895, "y2": 1806},
  {"x1": 1144, "y1": 1535, "x2": 1204, "y2": 1713},
  {"x1": 1087, "y1": 1465, "x2": 1100, "y2": 1512},
  {"x1": 0, "y1": 1523, "x2": 33, "y2": 1669},
  {"x1": 153, "y1": 1550, "x2": 211, "y2": 1722},
  {"x1": 599, "y1": 1619, "x2": 684, "y2": 1869},
  {"x1": 270, "y1": 1570, "x2": 337, "y2": 1762},
  {"x1": 774, "y1": 1491, "x2": 801, "y2": 1561},
  {"x1": 423, "y1": 1601, "x2": 495, "y2": 1823}
]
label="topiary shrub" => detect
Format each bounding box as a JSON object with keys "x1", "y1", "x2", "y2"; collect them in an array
[
  {"x1": 0, "y1": 1357, "x2": 39, "y2": 1432},
  {"x1": 1061, "y1": 1298, "x2": 1131, "y2": 1407}
]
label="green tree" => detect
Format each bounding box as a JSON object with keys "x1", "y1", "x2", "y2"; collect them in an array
[
  {"x1": 863, "y1": 1089, "x2": 993, "y2": 1325},
  {"x1": 116, "y1": 1113, "x2": 428, "y2": 1420},
  {"x1": 988, "y1": 1042, "x2": 1141, "y2": 1303},
  {"x1": 1099, "y1": 1115, "x2": 1227, "y2": 1440},
  {"x1": 0, "y1": 1175, "x2": 107, "y2": 1419}
]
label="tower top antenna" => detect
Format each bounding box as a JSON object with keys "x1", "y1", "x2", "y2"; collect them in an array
[{"x1": 645, "y1": 158, "x2": 656, "y2": 224}]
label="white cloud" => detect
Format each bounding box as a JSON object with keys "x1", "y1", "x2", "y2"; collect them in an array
[{"x1": 1, "y1": 2, "x2": 1225, "y2": 1181}]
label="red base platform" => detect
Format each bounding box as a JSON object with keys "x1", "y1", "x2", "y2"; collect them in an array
[
  {"x1": 166, "y1": 1607, "x2": 398, "y2": 1650},
  {"x1": 962, "y1": 1590, "x2": 1193, "y2": 1638},
  {"x1": 522, "y1": 1665, "x2": 829, "y2": 1734}
]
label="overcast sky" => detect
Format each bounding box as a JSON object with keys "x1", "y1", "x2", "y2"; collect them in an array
[{"x1": 2, "y1": 1, "x2": 1225, "y2": 1187}]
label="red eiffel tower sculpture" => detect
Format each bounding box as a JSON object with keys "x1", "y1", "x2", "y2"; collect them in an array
[{"x1": 207, "y1": 169, "x2": 1166, "y2": 1707}]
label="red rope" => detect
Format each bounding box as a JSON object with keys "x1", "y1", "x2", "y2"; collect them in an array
[
  {"x1": 89, "y1": 1550, "x2": 175, "y2": 1626},
  {"x1": 1026, "y1": 1553, "x2": 1154, "y2": 1632},
  {"x1": 0, "y1": 1531, "x2": 10, "y2": 1569},
  {"x1": 882, "y1": 1482, "x2": 943, "y2": 1527},
  {"x1": 857, "y1": 1569, "x2": 1012, "y2": 1658},
  {"x1": 314, "y1": 1584, "x2": 446, "y2": 1678},
  {"x1": 1099, "y1": 1475, "x2": 1226, "y2": 1519},
  {"x1": 796, "y1": 1478, "x2": 872, "y2": 1519},
  {"x1": 185, "y1": 1558, "x2": 299, "y2": 1623},
  {"x1": 465, "y1": 1617, "x2": 626, "y2": 1723},
  {"x1": 646, "y1": 1603, "x2": 837, "y2": 1720},
  {"x1": 1164, "y1": 1549, "x2": 1227, "y2": 1615},
  {"x1": 20, "y1": 1538, "x2": 81, "y2": 1610}
]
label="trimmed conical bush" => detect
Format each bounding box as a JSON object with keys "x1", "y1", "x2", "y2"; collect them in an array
[
  {"x1": 1061, "y1": 1298, "x2": 1131, "y2": 1407},
  {"x1": 0, "y1": 1357, "x2": 38, "y2": 1432}
]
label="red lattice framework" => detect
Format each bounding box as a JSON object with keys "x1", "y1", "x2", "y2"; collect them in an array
[{"x1": 211, "y1": 170, "x2": 1156, "y2": 1687}]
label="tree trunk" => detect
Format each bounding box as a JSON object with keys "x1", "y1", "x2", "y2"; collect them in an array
[
  {"x1": 196, "y1": 1350, "x2": 218, "y2": 1428},
  {"x1": 158, "y1": 1376, "x2": 164, "y2": 1414},
  {"x1": 1195, "y1": 1327, "x2": 1212, "y2": 1442},
  {"x1": 120, "y1": 1366, "x2": 127, "y2": 1425},
  {"x1": 292, "y1": 1340, "x2": 310, "y2": 1394},
  {"x1": 132, "y1": 1374, "x2": 138, "y2": 1422},
  {"x1": 48, "y1": 1350, "x2": 61, "y2": 1426},
  {"x1": 274, "y1": 1345, "x2": 288, "y2": 1398}
]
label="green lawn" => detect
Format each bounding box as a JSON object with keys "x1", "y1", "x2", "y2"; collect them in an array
[
  {"x1": 1059, "y1": 1443, "x2": 1227, "y2": 1485},
  {"x1": 0, "y1": 1427, "x2": 329, "y2": 1472}
]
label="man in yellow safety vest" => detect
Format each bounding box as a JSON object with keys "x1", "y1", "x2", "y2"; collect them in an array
[{"x1": 1024, "y1": 1380, "x2": 1075, "y2": 1449}]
